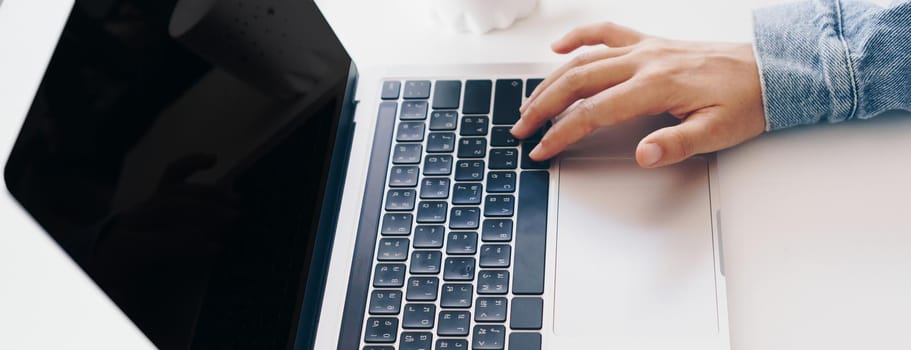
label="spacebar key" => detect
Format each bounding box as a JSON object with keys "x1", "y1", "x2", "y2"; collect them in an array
[{"x1": 513, "y1": 171, "x2": 549, "y2": 295}]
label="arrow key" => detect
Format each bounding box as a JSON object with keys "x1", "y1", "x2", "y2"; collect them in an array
[
  {"x1": 472, "y1": 325, "x2": 506, "y2": 349},
  {"x1": 474, "y1": 297, "x2": 507, "y2": 322}
]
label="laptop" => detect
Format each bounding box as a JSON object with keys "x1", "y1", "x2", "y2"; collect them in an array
[{"x1": 2, "y1": 0, "x2": 729, "y2": 349}]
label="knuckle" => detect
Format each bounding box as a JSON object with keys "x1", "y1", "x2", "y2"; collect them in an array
[
  {"x1": 631, "y1": 41, "x2": 654, "y2": 56},
  {"x1": 523, "y1": 104, "x2": 541, "y2": 121},
  {"x1": 636, "y1": 63, "x2": 678, "y2": 86},
  {"x1": 562, "y1": 67, "x2": 589, "y2": 90},
  {"x1": 635, "y1": 68, "x2": 666, "y2": 86},
  {"x1": 570, "y1": 52, "x2": 594, "y2": 66},
  {"x1": 668, "y1": 128, "x2": 695, "y2": 158},
  {"x1": 597, "y1": 21, "x2": 617, "y2": 32},
  {"x1": 633, "y1": 38, "x2": 669, "y2": 56},
  {"x1": 576, "y1": 99, "x2": 601, "y2": 127},
  {"x1": 702, "y1": 119, "x2": 724, "y2": 138},
  {"x1": 577, "y1": 99, "x2": 597, "y2": 115}
]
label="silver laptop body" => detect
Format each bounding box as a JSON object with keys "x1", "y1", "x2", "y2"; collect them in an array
[{"x1": 0, "y1": 1, "x2": 728, "y2": 349}]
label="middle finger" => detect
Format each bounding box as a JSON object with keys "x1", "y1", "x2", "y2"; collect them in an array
[
  {"x1": 522, "y1": 46, "x2": 631, "y2": 111},
  {"x1": 513, "y1": 57, "x2": 636, "y2": 139}
]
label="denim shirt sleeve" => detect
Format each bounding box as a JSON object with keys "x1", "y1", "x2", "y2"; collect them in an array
[{"x1": 752, "y1": 0, "x2": 911, "y2": 131}]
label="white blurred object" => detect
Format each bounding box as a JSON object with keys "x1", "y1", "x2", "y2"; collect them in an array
[{"x1": 420, "y1": 0, "x2": 539, "y2": 34}]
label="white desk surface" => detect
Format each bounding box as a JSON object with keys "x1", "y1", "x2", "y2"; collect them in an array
[{"x1": 2, "y1": 0, "x2": 908, "y2": 349}]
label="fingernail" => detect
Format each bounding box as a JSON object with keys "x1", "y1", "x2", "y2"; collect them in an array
[
  {"x1": 510, "y1": 123, "x2": 522, "y2": 136},
  {"x1": 550, "y1": 41, "x2": 563, "y2": 52},
  {"x1": 640, "y1": 143, "x2": 662, "y2": 166},
  {"x1": 529, "y1": 145, "x2": 544, "y2": 160}
]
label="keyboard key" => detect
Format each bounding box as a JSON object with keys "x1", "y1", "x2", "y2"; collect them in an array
[
  {"x1": 429, "y1": 111, "x2": 458, "y2": 130},
  {"x1": 521, "y1": 141, "x2": 550, "y2": 169},
  {"x1": 484, "y1": 195, "x2": 515, "y2": 217},
  {"x1": 410, "y1": 251, "x2": 442, "y2": 274},
  {"x1": 437, "y1": 311, "x2": 471, "y2": 336},
  {"x1": 493, "y1": 79, "x2": 522, "y2": 125},
  {"x1": 378, "y1": 100, "x2": 398, "y2": 125},
  {"x1": 449, "y1": 207, "x2": 480, "y2": 229},
  {"x1": 381, "y1": 213, "x2": 412, "y2": 235},
  {"x1": 479, "y1": 245, "x2": 511, "y2": 268},
  {"x1": 474, "y1": 297, "x2": 508, "y2": 322},
  {"x1": 393, "y1": 144, "x2": 422, "y2": 164},
  {"x1": 443, "y1": 257, "x2": 476, "y2": 281},
  {"x1": 454, "y1": 160, "x2": 485, "y2": 181},
  {"x1": 377, "y1": 238, "x2": 409, "y2": 261},
  {"x1": 403, "y1": 304, "x2": 436, "y2": 329},
  {"x1": 416, "y1": 201, "x2": 448, "y2": 223},
  {"x1": 486, "y1": 172, "x2": 516, "y2": 193},
  {"x1": 364, "y1": 346, "x2": 395, "y2": 350},
  {"x1": 452, "y1": 183, "x2": 483, "y2": 205},
  {"x1": 381, "y1": 81, "x2": 401, "y2": 100},
  {"x1": 406, "y1": 277, "x2": 439, "y2": 301},
  {"x1": 509, "y1": 333, "x2": 542, "y2": 350},
  {"x1": 488, "y1": 149, "x2": 517, "y2": 169},
  {"x1": 457, "y1": 138, "x2": 486, "y2": 158},
  {"x1": 420, "y1": 178, "x2": 450, "y2": 199},
  {"x1": 464, "y1": 80, "x2": 493, "y2": 114},
  {"x1": 426, "y1": 132, "x2": 456, "y2": 153},
  {"x1": 364, "y1": 317, "x2": 398, "y2": 343},
  {"x1": 436, "y1": 339, "x2": 469, "y2": 349},
  {"x1": 477, "y1": 270, "x2": 509, "y2": 294},
  {"x1": 401, "y1": 101, "x2": 429, "y2": 120},
  {"x1": 389, "y1": 166, "x2": 419, "y2": 187},
  {"x1": 446, "y1": 231, "x2": 478, "y2": 255},
  {"x1": 399, "y1": 331, "x2": 433, "y2": 350},
  {"x1": 423, "y1": 155, "x2": 453, "y2": 176},
  {"x1": 403, "y1": 80, "x2": 431, "y2": 99},
  {"x1": 385, "y1": 189, "x2": 416, "y2": 211},
  {"x1": 440, "y1": 284, "x2": 473, "y2": 308},
  {"x1": 481, "y1": 219, "x2": 512, "y2": 242},
  {"x1": 472, "y1": 325, "x2": 506, "y2": 349},
  {"x1": 373, "y1": 264, "x2": 406, "y2": 287},
  {"x1": 490, "y1": 127, "x2": 519, "y2": 147},
  {"x1": 432, "y1": 80, "x2": 462, "y2": 110},
  {"x1": 369, "y1": 290, "x2": 403, "y2": 315},
  {"x1": 460, "y1": 116, "x2": 489, "y2": 136},
  {"x1": 413, "y1": 225, "x2": 445, "y2": 248},
  {"x1": 510, "y1": 298, "x2": 543, "y2": 330},
  {"x1": 525, "y1": 78, "x2": 544, "y2": 97},
  {"x1": 514, "y1": 171, "x2": 549, "y2": 294},
  {"x1": 397, "y1": 121, "x2": 425, "y2": 142}
]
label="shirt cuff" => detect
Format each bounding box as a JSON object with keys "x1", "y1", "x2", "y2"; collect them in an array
[{"x1": 752, "y1": 0, "x2": 858, "y2": 131}]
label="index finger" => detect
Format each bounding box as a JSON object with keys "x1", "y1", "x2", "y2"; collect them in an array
[{"x1": 529, "y1": 81, "x2": 667, "y2": 160}]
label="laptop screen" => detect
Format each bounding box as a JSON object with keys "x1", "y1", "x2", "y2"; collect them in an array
[{"x1": 3, "y1": 0, "x2": 353, "y2": 348}]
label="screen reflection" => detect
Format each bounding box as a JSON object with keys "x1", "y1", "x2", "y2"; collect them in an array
[{"x1": 4, "y1": 0, "x2": 353, "y2": 348}]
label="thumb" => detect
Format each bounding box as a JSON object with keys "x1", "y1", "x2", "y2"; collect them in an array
[{"x1": 635, "y1": 111, "x2": 729, "y2": 168}]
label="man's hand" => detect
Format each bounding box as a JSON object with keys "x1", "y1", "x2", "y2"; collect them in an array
[{"x1": 512, "y1": 22, "x2": 766, "y2": 168}]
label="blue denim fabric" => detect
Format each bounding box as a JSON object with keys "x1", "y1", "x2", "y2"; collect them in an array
[{"x1": 753, "y1": 0, "x2": 911, "y2": 131}]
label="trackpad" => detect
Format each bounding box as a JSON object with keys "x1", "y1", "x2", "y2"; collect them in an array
[{"x1": 553, "y1": 158, "x2": 718, "y2": 337}]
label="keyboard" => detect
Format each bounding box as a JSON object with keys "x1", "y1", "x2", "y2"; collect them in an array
[{"x1": 360, "y1": 78, "x2": 550, "y2": 350}]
